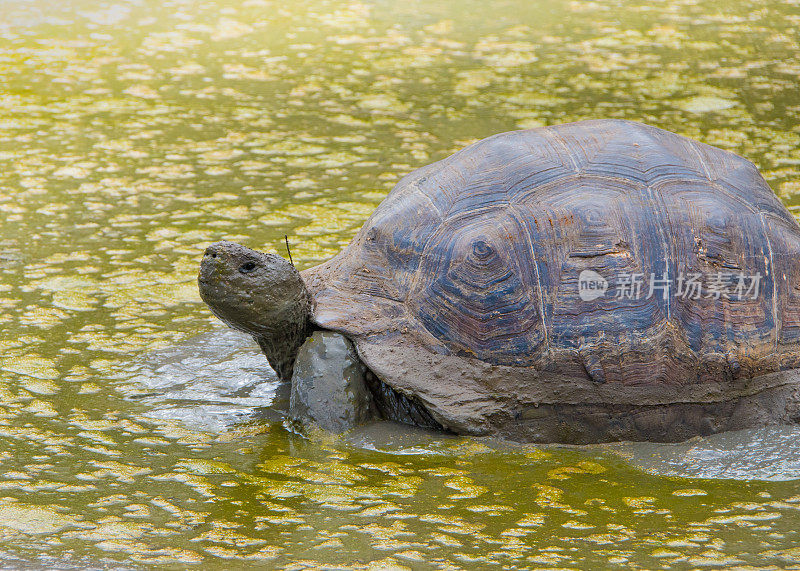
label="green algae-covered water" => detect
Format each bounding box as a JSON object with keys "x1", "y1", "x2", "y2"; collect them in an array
[{"x1": 2, "y1": 0, "x2": 800, "y2": 567}]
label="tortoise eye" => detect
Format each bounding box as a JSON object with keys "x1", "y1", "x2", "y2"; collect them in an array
[{"x1": 239, "y1": 261, "x2": 257, "y2": 274}]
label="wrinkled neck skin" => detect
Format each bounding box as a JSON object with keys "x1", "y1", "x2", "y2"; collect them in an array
[
  {"x1": 253, "y1": 303, "x2": 312, "y2": 381},
  {"x1": 198, "y1": 241, "x2": 312, "y2": 381}
]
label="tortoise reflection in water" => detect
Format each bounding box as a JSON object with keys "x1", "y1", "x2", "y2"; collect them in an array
[{"x1": 198, "y1": 119, "x2": 800, "y2": 444}]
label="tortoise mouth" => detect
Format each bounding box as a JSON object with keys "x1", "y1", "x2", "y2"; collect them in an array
[
  {"x1": 198, "y1": 281, "x2": 262, "y2": 336},
  {"x1": 198, "y1": 252, "x2": 227, "y2": 304},
  {"x1": 198, "y1": 243, "x2": 262, "y2": 334}
]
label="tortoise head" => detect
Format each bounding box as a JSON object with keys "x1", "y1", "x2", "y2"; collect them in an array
[{"x1": 198, "y1": 241, "x2": 311, "y2": 380}]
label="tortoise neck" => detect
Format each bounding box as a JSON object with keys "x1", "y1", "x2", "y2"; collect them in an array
[
  {"x1": 253, "y1": 278, "x2": 313, "y2": 381},
  {"x1": 246, "y1": 267, "x2": 313, "y2": 381},
  {"x1": 255, "y1": 319, "x2": 311, "y2": 381}
]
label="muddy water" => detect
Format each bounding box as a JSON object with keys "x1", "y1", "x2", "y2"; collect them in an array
[{"x1": 1, "y1": 0, "x2": 800, "y2": 567}]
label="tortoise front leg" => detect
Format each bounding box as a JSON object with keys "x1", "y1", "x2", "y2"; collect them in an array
[{"x1": 290, "y1": 331, "x2": 377, "y2": 432}]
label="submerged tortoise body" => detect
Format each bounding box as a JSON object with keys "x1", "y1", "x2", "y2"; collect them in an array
[{"x1": 298, "y1": 119, "x2": 800, "y2": 442}]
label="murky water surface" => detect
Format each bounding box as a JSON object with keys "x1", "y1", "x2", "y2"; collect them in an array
[{"x1": 2, "y1": 0, "x2": 800, "y2": 567}]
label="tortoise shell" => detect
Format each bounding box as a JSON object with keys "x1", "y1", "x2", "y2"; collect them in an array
[{"x1": 301, "y1": 119, "x2": 800, "y2": 438}]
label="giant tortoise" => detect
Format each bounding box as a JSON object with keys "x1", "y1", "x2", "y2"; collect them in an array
[{"x1": 198, "y1": 119, "x2": 800, "y2": 444}]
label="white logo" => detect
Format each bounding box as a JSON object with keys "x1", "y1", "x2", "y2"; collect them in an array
[
  {"x1": 579, "y1": 270, "x2": 609, "y2": 301},
  {"x1": 577, "y1": 270, "x2": 762, "y2": 302}
]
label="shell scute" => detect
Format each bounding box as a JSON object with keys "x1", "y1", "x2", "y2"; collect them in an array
[
  {"x1": 655, "y1": 177, "x2": 775, "y2": 363},
  {"x1": 408, "y1": 207, "x2": 545, "y2": 366}
]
